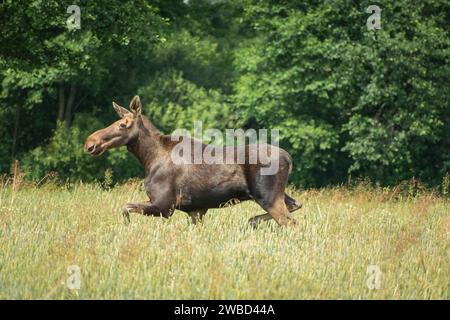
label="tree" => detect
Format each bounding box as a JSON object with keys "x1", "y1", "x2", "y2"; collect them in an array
[
  {"x1": 0, "y1": 0, "x2": 165, "y2": 171},
  {"x1": 233, "y1": 0, "x2": 450, "y2": 186},
  {"x1": 0, "y1": 0, "x2": 448, "y2": 187}
]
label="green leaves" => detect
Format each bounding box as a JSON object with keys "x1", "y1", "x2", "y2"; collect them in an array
[
  {"x1": 21, "y1": 114, "x2": 141, "y2": 183},
  {"x1": 0, "y1": 0, "x2": 448, "y2": 187},
  {"x1": 138, "y1": 69, "x2": 237, "y2": 135},
  {"x1": 233, "y1": 0, "x2": 450, "y2": 186}
]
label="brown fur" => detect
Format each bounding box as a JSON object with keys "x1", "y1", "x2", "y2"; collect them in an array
[{"x1": 85, "y1": 96, "x2": 302, "y2": 227}]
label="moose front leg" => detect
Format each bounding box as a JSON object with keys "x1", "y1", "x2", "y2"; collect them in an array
[
  {"x1": 187, "y1": 209, "x2": 208, "y2": 225},
  {"x1": 122, "y1": 201, "x2": 174, "y2": 224},
  {"x1": 248, "y1": 213, "x2": 272, "y2": 229}
]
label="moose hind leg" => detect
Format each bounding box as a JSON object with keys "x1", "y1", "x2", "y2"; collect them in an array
[
  {"x1": 267, "y1": 197, "x2": 297, "y2": 227},
  {"x1": 284, "y1": 193, "x2": 302, "y2": 213},
  {"x1": 248, "y1": 195, "x2": 301, "y2": 228},
  {"x1": 252, "y1": 195, "x2": 297, "y2": 227},
  {"x1": 248, "y1": 159, "x2": 296, "y2": 227}
]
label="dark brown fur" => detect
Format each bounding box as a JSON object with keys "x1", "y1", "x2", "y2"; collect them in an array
[{"x1": 85, "y1": 96, "x2": 302, "y2": 227}]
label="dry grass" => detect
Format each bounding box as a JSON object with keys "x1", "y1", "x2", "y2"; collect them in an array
[{"x1": 0, "y1": 180, "x2": 448, "y2": 299}]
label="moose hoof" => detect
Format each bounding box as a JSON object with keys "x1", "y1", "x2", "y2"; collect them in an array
[{"x1": 287, "y1": 201, "x2": 302, "y2": 213}]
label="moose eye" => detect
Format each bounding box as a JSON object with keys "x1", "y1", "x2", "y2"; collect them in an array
[{"x1": 119, "y1": 122, "x2": 127, "y2": 129}]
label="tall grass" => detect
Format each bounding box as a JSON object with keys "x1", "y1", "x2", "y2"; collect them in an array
[{"x1": 0, "y1": 179, "x2": 448, "y2": 299}]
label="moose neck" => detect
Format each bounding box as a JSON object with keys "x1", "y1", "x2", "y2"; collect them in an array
[{"x1": 127, "y1": 116, "x2": 164, "y2": 174}]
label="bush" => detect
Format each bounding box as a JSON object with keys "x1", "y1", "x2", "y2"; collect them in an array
[{"x1": 138, "y1": 69, "x2": 241, "y2": 136}]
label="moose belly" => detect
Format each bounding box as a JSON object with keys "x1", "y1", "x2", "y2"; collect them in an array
[{"x1": 178, "y1": 184, "x2": 251, "y2": 212}]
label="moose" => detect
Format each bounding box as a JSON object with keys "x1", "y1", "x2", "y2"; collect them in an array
[{"x1": 84, "y1": 96, "x2": 302, "y2": 227}]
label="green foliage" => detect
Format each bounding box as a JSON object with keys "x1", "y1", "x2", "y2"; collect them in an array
[
  {"x1": 233, "y1": 0, "x2": 450, "y2": 186},
  {"x1": 139, "y1": 69, "x2": 239, "y2": 135},
  {"x1": 0, "y1": 0, "x2": 163, "y2": 100},
  {"x1": 22, "y1": 117, "x2": 101, "y2": 182},
  {"x1": 1, "y1": 0, "x2": 449, "y2": 187},
  {"x1": 151, "y1": 30, "x2": 236, "y2": 92},
  {"x1": 21, "y1": 114, "x2": 142, "y2": 183}
]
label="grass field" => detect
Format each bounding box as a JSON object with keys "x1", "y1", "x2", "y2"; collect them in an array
[{"x1": 0, "y1": 179, "x2": 448, "y2": 299}]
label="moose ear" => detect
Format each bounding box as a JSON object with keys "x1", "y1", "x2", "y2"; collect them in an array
[
  {"x1": 129, "y1": 95, "x2": 142, "y2": 116},
  {"x1": 112, "y1": 102, "x2": 131, "y2": 118}
]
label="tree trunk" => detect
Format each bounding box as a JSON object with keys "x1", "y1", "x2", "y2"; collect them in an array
[
  {"x1": 65, "y1": 83, "x2": 77, "y2": 127},
  {"x1": 11, "y1": 103, "x2": 21, "y2": 160},
  {"x1": 58, "y1": 81, "x2": 65, "y2": 121}
]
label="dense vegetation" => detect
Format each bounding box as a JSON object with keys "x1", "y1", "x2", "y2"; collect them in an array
[{"x1": 1, "y1": 0, "x2": 449, "y2": 188}]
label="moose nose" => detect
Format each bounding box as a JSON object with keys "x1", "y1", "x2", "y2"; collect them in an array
[{"x1": 85, "y1": 142, "x2": 96, "y2": 154}]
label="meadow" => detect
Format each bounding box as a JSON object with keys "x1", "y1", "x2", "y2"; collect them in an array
[{"x1": 0, "y1": 178, "x2": 448, "y2": 299}]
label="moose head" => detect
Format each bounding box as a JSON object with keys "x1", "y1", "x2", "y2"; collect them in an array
[{"x1": 84, "y1": 96, "x2": 142, "y2": 156}]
